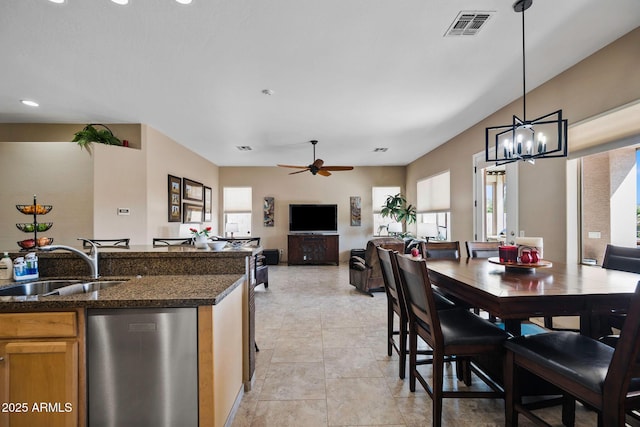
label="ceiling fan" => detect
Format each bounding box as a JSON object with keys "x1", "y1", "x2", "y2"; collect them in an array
[{"x1": 277, "y1": 140, "x2": 354, "y2": 177}]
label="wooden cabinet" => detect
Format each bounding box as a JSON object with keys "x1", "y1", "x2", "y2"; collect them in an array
[
  {"x1": 0, "y1": 311, "x2": 82, "y2": 427},
  {"x1": 288, "y1": 234, "x2": 339, "y2": 265}
]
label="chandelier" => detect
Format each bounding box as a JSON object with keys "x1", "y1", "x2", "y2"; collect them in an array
[{"x1": 485, "y1": 0, "x2": 568, "y2": 165}]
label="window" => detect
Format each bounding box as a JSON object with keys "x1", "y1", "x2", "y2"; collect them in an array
[
  {"x1": 372, "y1": 186, "x2": 400, "y2": 235},
  {"x1": 223, "y1": 187, "x2": 252, "y2": 237},
  {"x1": 417, "y1": 171, "x2": 451, "y2": 240}
]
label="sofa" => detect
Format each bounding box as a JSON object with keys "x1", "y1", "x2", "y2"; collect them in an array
[{"x1": 349, "y1": 237, "x2": 405, "y2": 295}]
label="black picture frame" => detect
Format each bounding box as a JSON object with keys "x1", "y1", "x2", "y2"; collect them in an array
[
  {"x1": 183, "y1": 202, "x2": 203, "y2": 224},
  {"x1": 204, "y1": 186, "x2": 212, "y2": 221},
  {"x1": 183, "y1": 178, "x2": 204, "y2": 202},
  {"x1": 168, "y1": 174, "x2": 182, "y2": 222}
]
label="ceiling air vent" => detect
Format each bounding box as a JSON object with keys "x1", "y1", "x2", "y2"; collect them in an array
[
  {"x1": 373, "y1": 148, "x2": 388, "y2": 152},
  {"x1": 445, "y1": 11, "x2": 494, "y2": 37},
  {"x1": 236, "y1": 146, "x2": 252, "y2": 151}
]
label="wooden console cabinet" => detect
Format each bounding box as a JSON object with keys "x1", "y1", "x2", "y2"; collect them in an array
[{"x1": 288, "y1": 234, "x2": 339, "y2": 265}]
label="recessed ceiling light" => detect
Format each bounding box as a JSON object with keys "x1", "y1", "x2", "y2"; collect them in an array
[
  {"x1": 111, "y1": 0, "x2": 129, "y2": 5},
  {"x1": 175, "y1": 0, "x2": 193, "y2": 4},
  {"x1": 20, "y1": 100, "x2": 39, "y2": 107},
  {"x1": 48, "y1": 0, "x2": 65, "y2": 3}
]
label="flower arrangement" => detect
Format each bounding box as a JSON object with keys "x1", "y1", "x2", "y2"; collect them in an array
[{"x1": 189, "y1": 226, "x2": 212, "y2": 237}]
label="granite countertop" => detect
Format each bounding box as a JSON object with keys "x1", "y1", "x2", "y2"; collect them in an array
[{"x1": 0, "y1": 274, "x2": 245, "y2": 312}]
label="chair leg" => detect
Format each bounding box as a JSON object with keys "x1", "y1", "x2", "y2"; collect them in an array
[
  {"x1": 409, "y1": 326, "x2": 417, "y2": 392},
  {"x1": 504, "y1": 351, "x2": 519, "y2": 427},
  {"x1": 387, "y1": 304, "x2": 394, "y2": 357},
  {"x1": 561, "y1": 394, "x2": 575, "y2": 427},
  {"x1": 432, "y1": 353, "x2": 445, "y2": 427},
  {"x1": 399, "y1": 317, "x2": 407, "y2": 379}
]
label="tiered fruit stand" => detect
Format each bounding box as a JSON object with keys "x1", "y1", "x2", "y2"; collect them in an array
[{"x1": 15, "y1": 195, "x2": 53, "y2": 250}]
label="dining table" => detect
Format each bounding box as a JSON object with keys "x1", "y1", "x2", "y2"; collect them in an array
[{"x1": 425, "y1": 257, "x2": 639, "y2": 337}]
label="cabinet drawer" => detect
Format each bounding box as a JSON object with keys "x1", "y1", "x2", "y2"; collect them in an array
[{"x1": 0, "y1": 312, "x2": 77, "y2": 338}]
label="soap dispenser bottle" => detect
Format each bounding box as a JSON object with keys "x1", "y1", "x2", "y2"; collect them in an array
[{"x1": 0, "y1": 252, "x2": 12, "y2": 280}]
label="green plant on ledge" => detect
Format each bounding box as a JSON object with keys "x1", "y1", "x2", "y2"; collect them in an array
[
  {"x1": 72, "y1": 124, "x2": 122, "y2": 151},
  {"x1": 380, "y1": 193, "x2": 416, "y2": 238}
]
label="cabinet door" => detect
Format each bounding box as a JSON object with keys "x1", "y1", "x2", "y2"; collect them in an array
[{"x1": 0, "y1": 340, "x2": 78, "y2": 427}]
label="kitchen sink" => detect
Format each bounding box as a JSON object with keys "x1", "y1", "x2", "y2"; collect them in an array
[
  {"x1": 0, "y1": 279, "x2": 128, "y2": 297},
  {"x1": 0, "y1": 279, "x2": 85, "y2": 296}
]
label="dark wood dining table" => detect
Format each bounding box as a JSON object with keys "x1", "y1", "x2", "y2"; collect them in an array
[{"x1": 425, "y1": 257, "x2": 639, "y2": 337}]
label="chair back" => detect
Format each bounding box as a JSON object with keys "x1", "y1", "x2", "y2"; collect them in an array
[
  {"x1": 604, "y1": 281, "x2": 640, "y2": 400},
  {"x1": 216, "y1": 237, "x2": 261, "y2": 246},
  {"x1": 152, "y1": 237, "x2": 192, "y2": 247},
  {"x1": 377, "y1": 247, "x2": 406, "y2": 317},
  {"x1": 465, "y1": 241, "x2": 500, "y2": 259},
  {"x1": 83, "y1": 238, "x2": 130, "y2": 248},
  {"x1": 602, "y1": 244, "x2": 640, "y2": 274},
  {"x1": 420, "y1": 241, "x2": 461, "y2": 260},
  {"x1": 393, "y1": 252, "x2": 442, "y2": 347}
]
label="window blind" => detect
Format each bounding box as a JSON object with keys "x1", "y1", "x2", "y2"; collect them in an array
[
  {"x1": 417, "y1": 171, "x2": 450, "y2": 212},
  {"x1": 372, "y1": 186, "x2": 400, "y2": 213},
  {"x1": 223, "y1": 187, "x2": 252, "y2": 213}
]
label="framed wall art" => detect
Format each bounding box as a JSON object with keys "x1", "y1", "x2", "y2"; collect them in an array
[
  {"x1": 168, "y1": 174, "x2": 182, "y2": 222},
  {"x1": 350, "y1": 196, "x2": 361, "y2": 226},
  {"x1": 183, "y1": 202, "x2": 204, "y2": 224},
  {"x1": 204, "y1": 186, "x2": 212, "y2": 222},
  {"x1": 263, "y1": 197, "x2": 274, "y2": 227},
  {"x1": 183, "y1": 178, "x2": 204, "y2": 202}
]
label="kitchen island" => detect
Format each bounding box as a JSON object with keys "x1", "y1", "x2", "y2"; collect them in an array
[{"x1": 0, "y1": 244, "x2": 260, "y2": 427}]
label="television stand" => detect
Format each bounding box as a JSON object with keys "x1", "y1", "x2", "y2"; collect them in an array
[{"x1": 288, "y1": 234, "x2": 339, "y2": 265}]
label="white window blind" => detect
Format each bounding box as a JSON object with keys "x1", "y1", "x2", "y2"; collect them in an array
[
  {"x1": 417, "y1": 171, "x2": 450, "y2": 212},
  {"x1": 372, "y1": 186, "x2": 400, "y2": 213},
  {"x1": 223, "y1": 187, "x2": 252, "y2": 213}
]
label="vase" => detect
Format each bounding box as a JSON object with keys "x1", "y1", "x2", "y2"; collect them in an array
[{"x1": 194, "y1": 235, "x2": 208, "y2": 249}]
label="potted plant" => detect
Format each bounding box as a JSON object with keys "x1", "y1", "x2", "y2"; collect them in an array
[
  {"x1": 72, "y1": 124, "x2": 122, "y2": 151},
  {"x1": 380, "y1": 193, "x2": 416, "y2": 237}
]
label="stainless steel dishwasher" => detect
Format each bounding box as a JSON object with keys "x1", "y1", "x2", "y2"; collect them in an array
[{"x1": 87, "y1": 308, "x2": 198, "y2": 427}]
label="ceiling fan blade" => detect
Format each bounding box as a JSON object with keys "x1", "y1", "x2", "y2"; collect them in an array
[
  {"x1": 321, "y1": 166, "x2": 354, "y2": 171},
  {"x1": 289, "y1": 169, "x2": 310, "y2": 175},
  {"x1": 277, "y1": 164, "x2": 309, "y2": 169},
  {"x1": 317, "y1": 169, "x2": 332, "y2": 177}
]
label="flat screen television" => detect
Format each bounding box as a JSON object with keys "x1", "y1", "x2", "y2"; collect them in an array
[{"x1": 289, "y1": 204, "x2": 338, "y2": 234}]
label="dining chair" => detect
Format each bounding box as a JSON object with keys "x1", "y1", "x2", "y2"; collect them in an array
[
  {"x1": 392, "y1": 252, "x2": 508, "y2": 427},
  {"x1": 377, "y1": 247, "x2": 456, "y2": 379},
  {"x1": 465, "y1": 241, "x2": 500, "y2": 259},
  {"x1": 83, "y1": 238, "x2": 130, "y2": 248},
  {"x1": 420, "y1": 241, "x2": 461, "y2": 260},
  {"x1": 504, "y1": 280, "x2": 640, "y2": 427},
  {"x1": 603, "y1": 244, "x2": 640, "y2": 332},
  {"x1": 152, "y1": 237, "x2": 193, "y2": 247}
]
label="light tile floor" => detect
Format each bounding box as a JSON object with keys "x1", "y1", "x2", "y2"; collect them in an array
[{"x1": 231, "y1": 265, "x2": 599, "y2": 427}]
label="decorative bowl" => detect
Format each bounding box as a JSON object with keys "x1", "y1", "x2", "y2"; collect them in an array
[
  {"x1": 37, "y1": 237, "x2": 53, "y2": 247},
  {"x1": 17, "y1": 239, "x2": 36, "y2": 250},
  {"x1": 208, "y1": 241, "x2": 227, "y2": 251}
]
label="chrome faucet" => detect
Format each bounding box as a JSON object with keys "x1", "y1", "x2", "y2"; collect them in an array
[{"x1": 40, "y1": 238, "x2": 99, "y2": 279}]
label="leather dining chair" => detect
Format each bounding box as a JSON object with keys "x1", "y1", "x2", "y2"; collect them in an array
[
  {"x1": 602, "y1": 244, "x2": 640, "y2": 332},
  {"x1": 504, "y1": 280, "x2": 640, "y2": 427},
  {"x1": 377, "y1": 247, "x2": 456, "y2": 379},
  {"x1": 420, "y1": 241, "x2": 461, "y2": 260},
  {"x1": 392, "y1": 251, "x2": 508, "y2": 427},
  {"x1": 465, "y1": 241, "x2": 500, "y2": 259},
  {"x1": 465, "y1": 241, "x2": 501, "y2": 321}
]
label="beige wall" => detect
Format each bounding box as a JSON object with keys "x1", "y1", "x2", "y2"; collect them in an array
[
  {"x1": 0, "y1": 124, "x2": 219, "y2": 248},
  {"x1": 0, "y1": 141, "x2": 94, "y2": 248},
  {"x1": 219, "y1": 166, "x2": 405, "y2": 262},
  {"x1": 406, "y1": 27, "x2": 640, "y2": 263},
  {"x1": 143, "y1": 125, "x2": 219, "y2": 241}
]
